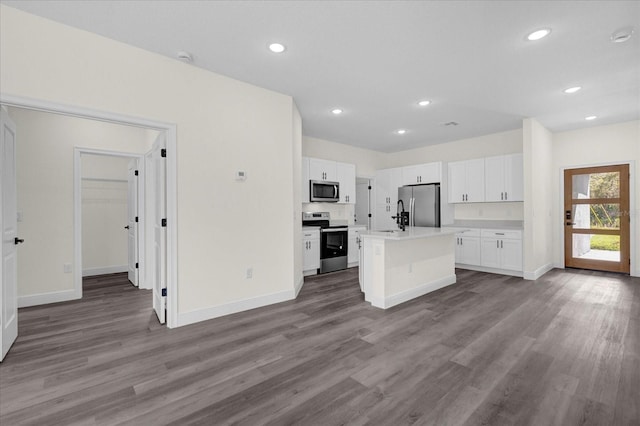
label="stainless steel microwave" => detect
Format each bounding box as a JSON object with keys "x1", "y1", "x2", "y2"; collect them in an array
[{"x1": 310, "y1": 180, "x2": 340, "y2": 202}]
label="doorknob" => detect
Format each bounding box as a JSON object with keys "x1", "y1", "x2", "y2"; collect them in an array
[
  {"x1": 565, "y1": 222, "x2": 575, "y2": 226},
  {"x1": 124, "y1": 225, "x2": 130, "y2": 229},
  {"x1": 14, "y1": 237, "x2": 24, "y2": 245}
]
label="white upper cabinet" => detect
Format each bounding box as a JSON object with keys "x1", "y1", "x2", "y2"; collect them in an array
[
  {"x1": 335, "y1": 161, "x2": 356, "y2": 204},
  {"x1": 401, "y1": 162, "x2": 441, "y2": 185},
  {"x1": 448, "y1": 158, "x2": 485, "y2": 203},
  {"x1": 485, "y1": 153, "x2": 523, "y2": 202},
  {"x1": 309, "y1": 158, "x2": 337, "y2": 182}
]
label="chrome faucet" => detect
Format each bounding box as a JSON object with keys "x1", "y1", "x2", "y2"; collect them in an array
[{"x1": 392, "y1": 199, "x2": 406, "y2": 231}]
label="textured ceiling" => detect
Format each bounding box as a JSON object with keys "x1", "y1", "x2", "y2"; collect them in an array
[{"x1": 3, "y1": 0, "x2": 639, "y2": 152}]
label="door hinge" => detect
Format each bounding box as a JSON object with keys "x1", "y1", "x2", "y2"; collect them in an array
[
  {"x1": 162, "y1": 288, "x2": 167, "y2": 297},
  {"x1": 135, "y1": 262, "x2": 139, "y2": 269},
  {"x1": 162, "y1": 218, "x2": 167, "y2": 227},
  {"x1": 161, "y1": 149, "x2": 167, "y2": 158},
  {"x1": 134, "y1": 170, "x2": 139, "y2": 176},
  {"x1": 135, "y1": 216, "x2": 139, "y2": 222},
  {"x1": 368, "y1": 186, "x2": 372, "y2": 190},
  {"x1": 368, "y1": 213, "x2": 372, "y2": 217}
]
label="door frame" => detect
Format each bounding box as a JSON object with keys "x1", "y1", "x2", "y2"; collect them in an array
[
  {"x1": 75, "y1": 148, "x2": 145, "y2": 288},
  {"x1": 558, "y1": 160, "x2": 637, "y2": 276},
  {"x1": 0, "y1": 93, "x2": 179, "y2": 327}
]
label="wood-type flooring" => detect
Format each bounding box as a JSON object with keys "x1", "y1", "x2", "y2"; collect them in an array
[{"x1": 0, "y1": 268, "x2": 638, "y2": 425}]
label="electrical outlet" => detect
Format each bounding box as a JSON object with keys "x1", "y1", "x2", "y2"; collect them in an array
[
  {"x1": 246, "y1": 268, "x2": 253, "y2": 279},
  {"x1": 63, "y1": 263, "x2": 72, "y2": 273}
]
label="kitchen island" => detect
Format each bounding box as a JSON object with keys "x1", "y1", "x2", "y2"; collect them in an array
[{"x1": 359, "y1": 227, "x2": 460, "y2": 309}]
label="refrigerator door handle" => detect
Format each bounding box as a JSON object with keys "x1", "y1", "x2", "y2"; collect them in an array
[{"x1": 411, "y1": 197, "x2": 416, "y2": 227}]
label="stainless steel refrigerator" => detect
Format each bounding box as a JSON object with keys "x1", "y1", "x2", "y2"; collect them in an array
[{"x1": 398, "y1": 183, "x2": 441, "y2": 227}]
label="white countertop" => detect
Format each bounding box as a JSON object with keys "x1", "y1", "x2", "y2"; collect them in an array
[{"x1": 360, "y1": 226, "x2": 461, "y2": 241}]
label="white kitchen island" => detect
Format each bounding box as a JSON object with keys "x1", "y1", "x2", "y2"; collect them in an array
[{"x1": 359, "y1": 227, "x2": 460, "y2": 309}]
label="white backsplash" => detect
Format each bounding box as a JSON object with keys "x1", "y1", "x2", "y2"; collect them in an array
[
  {"x1": 302, "y1": 203, "x2": 355, "y2": 224},
  {"x1": 454, "y1": 202, "x2": 524, "y2": 221}
]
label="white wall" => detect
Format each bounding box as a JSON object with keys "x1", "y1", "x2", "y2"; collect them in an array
[
  {"x1": 552, "y1": 120, "x2": 639, "y2": 276},
  {"x1": 82, "y1": 155, "x2": 131, "y2": 276},
  {"x1": 523, "y1": 118, "x2": 554, "y2": 279},
  {"x1": 302, "y1": 135, "x2": 385, "y2": 177},
  {"x1": 8, "y1": 107, "x2": 151, "y2": 303},
  {"x1": 292, "y1": 104, "x2": 303, "y2": 294},
  {"x1": 1, "y1": 5, "x2": 300, "y2": 322}
]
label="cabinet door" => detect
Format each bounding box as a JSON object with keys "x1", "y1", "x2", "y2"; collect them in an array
[
  {"x1": 503, "y1": 153, "x2": 523, "y2": 202},
  {"x1": 402, "y1": 165, "x2": 421, "y2": 185},
  {"x1": 303, "y1": 237, "x2": 320, "y2": 271},
  {"x1": 465, "y1": 158, "x2": 485, "y2": 202},
  {"x1": 500, "y1": 238, "x2": 523, "y2": 271},
  {"x1": 375, "y1": 204, "x2": 396, "y2": 230},
  {"x1": 375, "y1": 169, "x2": 392, "y2": 205},
  {"x1": 419, "y1": 162, "x2": 441, "y2": 184},
  {"x1": 348, "y1": 237, "x2": 359, "y2": 264},
  {"x1": 454, "y1": 235, "x2": 464, "y2": 263},
  {"x1": 309, "y1": 158, "x2": 336, "y2": 181},
  {"x1": 336, "y1": 162, "x2": 356, "y2": 204},
  {"x1": 481, "y1": 237, "x2": 500, "y2": 268},
  {"x1": 302, "y1": 157, "x2": 310, "y2": 203},
  {"x1": 484, "y1": 155, "x2": 504, "y2": 202},
  {"x1": 448, "y1": 161, "x2": 466, "y2": 203},
  {"x1": 461, "y1": 237, "x2": 481, "y2": 266}
]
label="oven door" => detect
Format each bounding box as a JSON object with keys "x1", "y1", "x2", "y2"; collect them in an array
[{"x1": 321, "y1": 228, "x2": 348, "y2": 259}]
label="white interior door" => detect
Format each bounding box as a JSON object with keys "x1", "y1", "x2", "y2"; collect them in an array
[
  {"x1": 127, "y1": 159, "x2": 139, "y2": 286},
  {"x1": 1, "y1": 108, "x2": 19, "y2": 361},
  {"x1": 150, "y1": 133, "x2": 166, "y2": 324}
]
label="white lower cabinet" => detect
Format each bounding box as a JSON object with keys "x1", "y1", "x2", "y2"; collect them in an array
[
  {"x1": 480, "y1": 229, "x2": 522, "y2": 272},
  {"x1": 454, "y1": 230, "x2": 481, "y2": 266},
  {"x1": 348, "y1": 226, "x2": 366, "y2": 266},
  {"x1": 303, "y1": 229, "x2": 320, "y2": 274}
]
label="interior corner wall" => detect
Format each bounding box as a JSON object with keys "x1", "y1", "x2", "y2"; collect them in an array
[
  {"x1": 292, "y1": 104, "x2": 303, "y2": 292},
  {"x1": 8, "y1": 107, "x2": 150, "y2": 304},
  {"x1": 82, "y1": 155, "x2": 131, "y2": 276},
  {"x1": 552, "y1": 120, "x2": 640, "y2": 277},
  {"x1": 522, "y1": 118, "x2": 554, "y2": 279},
  {"x1": 1, "y1": 5, "x2": 298, "y2": 321}
]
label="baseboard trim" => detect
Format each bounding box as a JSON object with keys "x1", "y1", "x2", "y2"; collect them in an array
[
  {"x1": 455, "y1": 263, "x2": 523, "y2": 278},
  {"x1": 372, "y1": 274, "x2": 457, "y2": 309},
  {"x1": 295, "y1": 276, "x2": 304, "y2": 297},
  {"x1": 523, "y1": 263, "x2": 554, "y2": 280},
  {"x1": 18, "y1": 289, "x2": 79, "y2": 308},
  {"x1": 176, "y1": 289, "x2": 295, "y2": 327},
  {"x1": 83, "y1": 265, "x2": 127, "y2": 277}
]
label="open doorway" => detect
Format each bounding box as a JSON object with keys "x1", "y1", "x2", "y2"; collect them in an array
[
  {"x1": 0, "y1": 95, "x2": 176, "y2": 334},
  {"x1": 355, "y1": 177, "x2": 372, "y2": 229}
]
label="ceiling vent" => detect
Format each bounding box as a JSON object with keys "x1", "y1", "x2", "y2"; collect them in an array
[{"x1": 443, "y1": 121, "x2": 459, "y2": 127}]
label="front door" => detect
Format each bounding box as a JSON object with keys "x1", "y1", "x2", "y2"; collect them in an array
[
  {"x1": 1, "y1": 108, "x2": 19, "y2": 361},
  {"x1": 564, "y1": 164, "x2": 630, "y2": 273}
]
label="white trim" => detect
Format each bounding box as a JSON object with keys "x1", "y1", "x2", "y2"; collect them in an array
[
  {"x1": 1, "y1": 93, "x2": 179, "y2": 328},
  {"x1": 176, "y1": 289, "x2": 296, "y2": 328},
  {"x1": 82, "y1": 265, "x2": 128, "y2": 277},
  {"x1": 371, "y1": 274, "x2": 456, "y2": 309},
  {"x1": 455, "y1": 264, "x2": 524, "y2": 277},
  {"x1": 523, "y1": 263, "x2": 554, "y2": 280},
  {"x1": 558, "y1": 160, "x2": 636, "y2": 277},
  {"x1": 294, "y1": 276, "x2": 304, "y2": 296},
  {"x1": 18, "y1": 289, "x2": 78, "y2": 308}
]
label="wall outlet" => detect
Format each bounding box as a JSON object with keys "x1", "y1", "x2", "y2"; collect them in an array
[
  {"x1": 246, "y1": 268, "x2": 253, "y2": 279},
  {"x1": 63, "y1": 263, "x2": 72, "y2": 273}
]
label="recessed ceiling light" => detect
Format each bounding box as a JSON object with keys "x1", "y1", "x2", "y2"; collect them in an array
[
  {"x1": 564, "y1": 86, "x2": 582, "y2": 94},
  {"x1": 585, "y1": 115, "x2": 597, "y2": 121},
  {"x1": 268, "y1": 43, "x2": 286, "y2": 53},
  {"x1": 331, "y1": 108, "x2": 343, "y2": 115},
  {"x1": 176, "y1": 51, "x2": 193, "y2": 63},
  {"x1": 527, "y1": 28, "x2": 551, "y2": 41},
  {"x1": 396, "y1": 129, "x2": 407, "y2": 135},
  {"x1": 417, "y1": 100, "x2": 431, "y2": 107},
  {"x1": 611, "y1": 27, "x2": 634, "y2": 43}
]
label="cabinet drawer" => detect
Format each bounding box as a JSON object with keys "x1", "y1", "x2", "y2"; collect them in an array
[
  {"x1": 303, "y1": 231, "x2": 320, "y2": 239},
  {"x1": 456, "y1": 229, "x2": 481, "y2": 238},
  {"x1": 481, "y1": 229, "x2": 521, "y2": 240}
]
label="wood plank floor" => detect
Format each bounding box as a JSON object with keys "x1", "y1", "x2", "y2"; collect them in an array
[{"x1": 1, "y1": 268, "x2": 638, "y2": 425}]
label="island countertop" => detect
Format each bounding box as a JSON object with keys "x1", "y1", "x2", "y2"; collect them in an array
[{"x1": 359, "y1": 226, "x2": 463, "y2": 241}]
